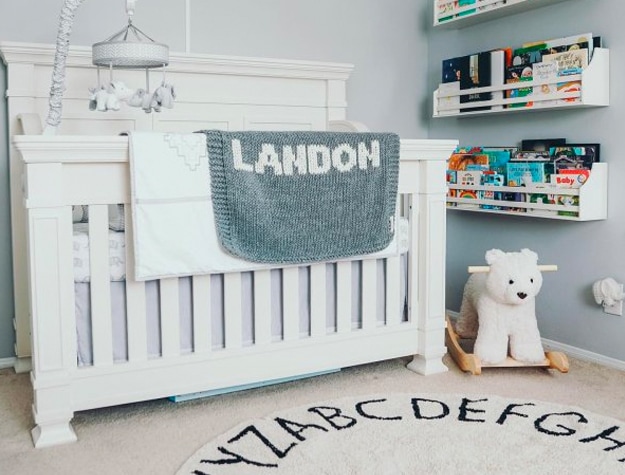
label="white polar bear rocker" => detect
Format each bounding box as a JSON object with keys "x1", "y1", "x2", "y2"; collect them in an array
[{"x1": 455, "y1": 248, "x2": 546, "y2": 365}]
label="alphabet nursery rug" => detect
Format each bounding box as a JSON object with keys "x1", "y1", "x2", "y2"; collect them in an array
[{"x1": 177, "y1": 393, "x2": 625, "y2": 474}]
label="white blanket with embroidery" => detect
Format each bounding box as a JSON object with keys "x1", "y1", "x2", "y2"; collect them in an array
[{"x1": 129, "y1": 132, "x2": 407, "y2": 281}]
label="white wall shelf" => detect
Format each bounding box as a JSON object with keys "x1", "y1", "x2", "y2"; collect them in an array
[
  {"x1": 433, "y1": 48, "x2": 609, "y2": 118},
  {"x1": 434, "y1": 0, "x2": 573, "y2": 29},
  {"x1": 447, "y1": 162, "x2": 607, "y2": 221}
]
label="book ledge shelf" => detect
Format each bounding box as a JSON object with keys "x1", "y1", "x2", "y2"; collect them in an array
[
  {"x1": 433, "y1": 48, "x2": 609, "y2": 118},
  {"x1": 447, "y1": 162, "x2": 607, "y2": 221},
  {"x1": 434, "y1": 0, "x2": 571, "y2": 29}
]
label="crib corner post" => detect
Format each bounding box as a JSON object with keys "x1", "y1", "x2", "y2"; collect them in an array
[
  {"x1": 24, "y1": 193, "x2": 78, "y2": 447},
  {"x1": 400, "y1": 140, "x2": 457, "y2": 376}
]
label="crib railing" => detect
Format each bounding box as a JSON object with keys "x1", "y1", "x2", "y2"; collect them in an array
[{"x1": 79, "y1": 201, "x2": 408, "y2": 368}]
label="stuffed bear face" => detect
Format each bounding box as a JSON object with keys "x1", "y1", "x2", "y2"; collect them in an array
[{"x1": 484, "y1": 248, "x2": 543, "y2": 305}]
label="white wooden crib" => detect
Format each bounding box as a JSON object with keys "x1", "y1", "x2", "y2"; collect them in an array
[{"x1": 2, "y1": 41, "x2": 457, "y2": 448}]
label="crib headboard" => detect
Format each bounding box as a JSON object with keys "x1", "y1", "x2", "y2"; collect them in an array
[{"x1": 0, "y1": 41, "x2": 353, "y2": 367}]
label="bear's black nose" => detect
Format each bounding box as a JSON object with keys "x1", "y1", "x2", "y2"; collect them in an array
[{"x1": 517, "y1": 292, "x2": 527, "y2": 299}]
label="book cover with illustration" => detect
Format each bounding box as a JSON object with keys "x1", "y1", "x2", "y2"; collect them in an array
[
  {"x1": 542, "y1": 48, "x2": 589, "y2": 104},
  {"x1": 442, "y1": 54, "x2": 465, "y2": 83},
  {"x1": 506, "y1": 64, "x2": 533, "y2": 108},
  {"x1": 550, "y1": 144, "x2": 599, "y2": 170},
  {"x1": 532, "y1": 61, "x2": 559, "y2": 107},
  {"x1": 460, "y1": 51, "x2": 492, "y2": 112},
  {"x1": 506, "y1": 161, "x2": 553, "y2": 186},
  {"x1": 458, "y1": 0, "x2": 476, "y2": 17},
  {"x1": 437, "y1": 0, "x2": 459, "y2": 23},
  {"x1": 447, "y1": 152, "x2": 489, "y2": 170},
  {"x1": 529, "y1": 32, "x2": 593, "y2": 60}
]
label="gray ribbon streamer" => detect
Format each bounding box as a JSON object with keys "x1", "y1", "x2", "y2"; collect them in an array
[{"x1": 44, "y1": 0, "x2": 86, "y2": 134}]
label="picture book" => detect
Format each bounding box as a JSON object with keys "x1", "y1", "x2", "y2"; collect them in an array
[
  {"x1": 506, "y1": 161, "x2": 552, "y2": 186},
  {"x1": 511, "y1": 43, "x2": 545, "y2": 68},
  {"x1": 563, "y1": 143, "x2": 600, "y2": 162},
  {"x1": 482, "y1": 147, "x2": 513, "y2": 176},
  {"x1": 532, "y1": 61, "x2": 559, "y2": 107},
  {"x1": 522, "y1": 32, "x2": 593, "y2": 63},
  {"x1": 448, "y1": 152, "x2": 489, "y2": 170},
  {"x1": 555, "y1": 194, "x2": 579, "y2": 217},
  {"x1": 506, "y1": 64, "x2": 533, "y2": 108},
  {"x1": 480, "y1": 171, "x2": 504, "y2": 210},
  {"x1": 478, "y1": 0, "x2": 506, "y2": 11},
  {"x1": 446, "y1": 169, "x2": 457, "y2": 184},
  {"x1": 511, "y1": 150, "x2": 551, "y2": 161},
  {"x1": 437, "y1": 0, "x2": 477, "y2": 22},
  {"x1": 520, "y1": 138, "x2": 566, "y2": 152},
  {"x1": 458, "y1": 0, "x2": 476, "y2": 17},
  {"x1": 457, "y1": 170, "x2": 483, "y2": 187},
  {"x1": 459, "y1": 51, "x2": 492, "y2": 112},
  {"x1": 457, "y1": 189, "x2": 479, "y2": 208},
  {"x1": 442, "y1": 55, "x2": 464, "y2": 83},
  {"x1": 490, "y1": 50, "x2": 506, "y2": 111},
  {"x1": 550, "y1": 145, "x2": 599, "y2": 171},
  {"x1": 438, "y1": 81, "x2": 461, "y2": 115},
  {"x1": 551, "y1": 170, "x2": 589, "y2": 187},
  {"x1": 542, "y1": 49, "x2": 588, "y2": 104},
  {"x1": 437, "y1": 0, "x2": 458, "y2": 23},
  {"x1": 527, "y1": 192, "x2": 556, "y2": 216},
  {"x1": 542, "y1": 49, "x2": 588, "y2": 75}
]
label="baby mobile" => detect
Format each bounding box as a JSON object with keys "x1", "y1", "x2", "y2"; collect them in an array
[{"x1": 89, "y1": 0, "x2": 175, "y2": 113}]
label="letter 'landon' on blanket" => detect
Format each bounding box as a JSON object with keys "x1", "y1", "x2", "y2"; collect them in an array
[{"x1": 128, "y1": 131, "x2": 400, "y2": 280}]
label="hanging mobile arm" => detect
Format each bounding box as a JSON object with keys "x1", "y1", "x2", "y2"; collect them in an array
[{"x1": 44, "y1": 0, "x2": 86, "y2": 135}]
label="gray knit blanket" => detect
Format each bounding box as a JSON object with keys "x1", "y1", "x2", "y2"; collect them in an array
[{"x1": 199, "y1": 130, "x2": 400, "y2": 264}]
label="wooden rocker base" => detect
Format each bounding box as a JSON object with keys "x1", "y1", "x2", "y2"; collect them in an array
[{"x1": 445, "y1": 315, "x2": 569, "y2": 375}]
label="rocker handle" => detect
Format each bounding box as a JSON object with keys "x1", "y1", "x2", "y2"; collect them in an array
[{"x1": 468, "y1": 264, "x2": 558, "y2": 274}]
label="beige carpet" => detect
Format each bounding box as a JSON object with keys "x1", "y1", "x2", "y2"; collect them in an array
[{"x1": 1, "y1": 354, "x2": 625, "y2": 474}]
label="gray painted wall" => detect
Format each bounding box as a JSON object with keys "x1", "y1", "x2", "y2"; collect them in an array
[
  {"x1": 427, "y1": 0, "x2": 625, "y2": 360},
  {"x1": 0, "y1": 0, "x2": 430, "y2": 359},
  {"x1": 2, "y1": 0, "x2": 622, "y2": 363}
]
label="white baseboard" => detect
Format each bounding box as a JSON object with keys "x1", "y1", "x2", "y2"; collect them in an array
[
  {"x1": 446, "y1": 310, "x2": 625, "y2": 372},
  {"x1": 541, "y1": 339, "x2": 625, "y2": 372},
  {"x1": 0, "y1": 357, "x2": 17, "y2": 370}
]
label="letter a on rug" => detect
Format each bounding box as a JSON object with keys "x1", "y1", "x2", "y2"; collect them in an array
[{"x1": 177, "y1": 393, "x2": 625, "y2": 474}]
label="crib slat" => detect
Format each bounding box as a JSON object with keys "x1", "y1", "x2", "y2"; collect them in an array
[
  {"x1": 124, "y1": 205, "x2": 148, "y2": 363},
  {"x1": 192, "y1": 275, "x2": 211, "y2": 353},
  {"x1": 88, "y1": 205, "x2": 113, "y2": 367},
  {"x1": 309, "y1": 264, "x2": 326, "y2": 337},
  {"x1": 253, "y1": 270, "x2": 272, "y2": 345},
  {"x1": 385, "y1": 256, "x2": 401, "y2": 326},
  {"x1": 160, "y1": 278, "x2": 180, "y2": 358},
  {"x1": 282, "y1": 267, "x2": 299, "y2": 341},
  {"x1": 224, "y1": 273, "x2": 243, "y2": 349},
  {"x1": 336, "y1": 261, "x2": 352, "y2": 334},
  {"x1": 361, "y1": 259, "x2": 377, "y2": 330}
]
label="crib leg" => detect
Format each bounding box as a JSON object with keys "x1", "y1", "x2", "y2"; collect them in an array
[
  {"x1": 30, "y1": 379, "x2": 77, "y2": 448},
  {"x1": 406, "y1": 353, "x2": 448, "y2": 375},
  {"x1": 31, "y1": 420, "x2": 77, "y2": 448},
  {"x1": 13, "y1": 356, "x2": 32, "y2": 374}
]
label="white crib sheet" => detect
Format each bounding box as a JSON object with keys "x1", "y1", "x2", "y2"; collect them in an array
[
  {"x1": 75, "y1": 256, "x2": 407, "y2": 366},
  {"x1": 71, "y1": 217, "x2": 409, "y2": 283}
]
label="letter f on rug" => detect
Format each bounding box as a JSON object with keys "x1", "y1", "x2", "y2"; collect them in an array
[{"x1": 177, "y1": 393, "x2": 625, "y2": 474}]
